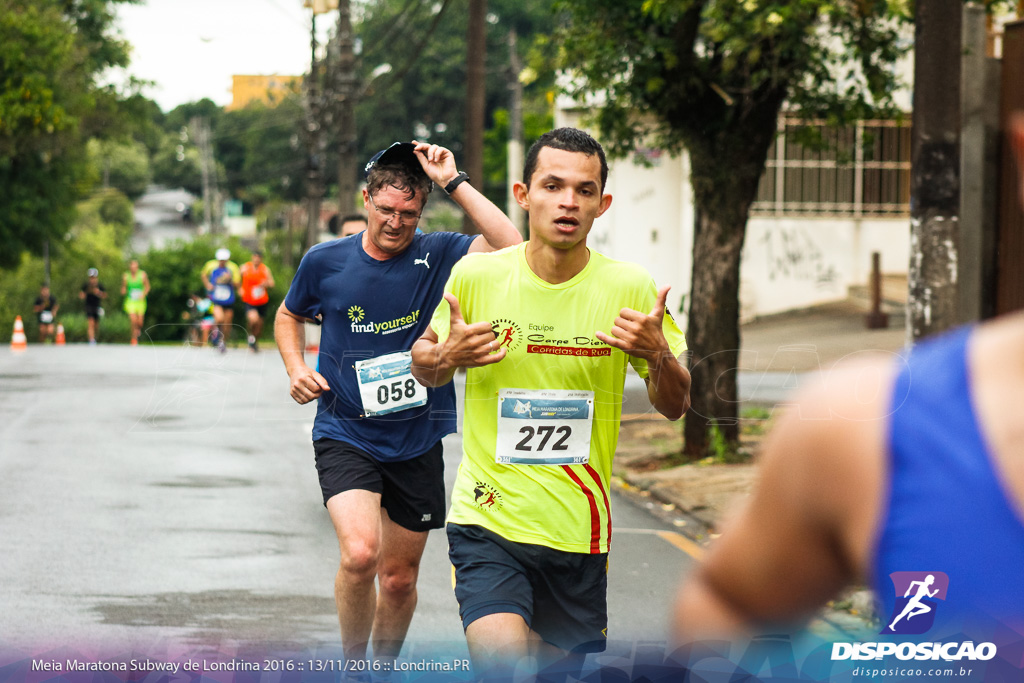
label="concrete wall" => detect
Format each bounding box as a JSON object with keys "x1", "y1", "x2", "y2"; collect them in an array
[{"x1": 741, "y1": 217, "x2": 909, "y2": 319}]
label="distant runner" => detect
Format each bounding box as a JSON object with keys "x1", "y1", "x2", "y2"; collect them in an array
[
  {"x1": 200, "y1": 248, "x2": 241, "y2": 352},
  {"x1": 240, "y1": 250, "x2": 275, "y2": 352},
  {"x1": 121, "y1": 259, "x2": 151, "y2": 346}
]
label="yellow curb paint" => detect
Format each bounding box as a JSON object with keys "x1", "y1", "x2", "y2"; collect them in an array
[{"x1": 656, "y1": 530, "x2": 705, "y2": 560}]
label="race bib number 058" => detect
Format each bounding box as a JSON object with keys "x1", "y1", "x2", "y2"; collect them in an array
[
  {"x1": 496, "y1": 389, "x2": 594, "y2": 465},
  {"x1": 354, "y1": 352, "x2": 428, "y2": 416}
]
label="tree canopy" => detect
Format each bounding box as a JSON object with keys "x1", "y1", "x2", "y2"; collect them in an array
[{"x1": 0, "y1": 0, "x2": 139, "y2": 269}]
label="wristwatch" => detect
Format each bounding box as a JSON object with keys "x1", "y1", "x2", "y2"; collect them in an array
[{"x1": 443, "y1": 171, "x2": 470, "y2": 195}]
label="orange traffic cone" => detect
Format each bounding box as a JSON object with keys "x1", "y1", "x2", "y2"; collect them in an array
[
  {"x1": 10, "y1": 316, "x2": 27, "y2": 352},
  {"x1": 55, "y1": 323, "x2": 66, "y2": 345}
]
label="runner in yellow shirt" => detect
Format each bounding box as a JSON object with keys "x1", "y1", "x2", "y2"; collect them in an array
[{"x1": 412, "y1": 128, "x2": 691, "y2": 679}]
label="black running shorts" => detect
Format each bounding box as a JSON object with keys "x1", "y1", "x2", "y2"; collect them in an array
[
  {"x1": 313, "y1": 438, "x2": 445, "y2": 532},
  {"x1": 447, "y1": 522, "x2": 608, "y2": 653}
]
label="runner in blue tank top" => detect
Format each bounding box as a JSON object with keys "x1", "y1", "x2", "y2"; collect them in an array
[{"x1": 673, "y1": 112, "x2": 1024, "y2": 643}]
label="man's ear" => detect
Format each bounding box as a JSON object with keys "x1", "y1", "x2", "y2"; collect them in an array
[{"x1": 512, "y1": 182, "x2": 529, "y2": 211}]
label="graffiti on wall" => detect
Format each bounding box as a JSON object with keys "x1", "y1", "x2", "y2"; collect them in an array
[{"x1": 757, "y1": 225, "x2": 840, "y2": 290}]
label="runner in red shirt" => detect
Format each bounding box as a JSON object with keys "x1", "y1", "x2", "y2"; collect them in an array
[{"x1": 240, "y1": 250, "x2": 275, "y2": 352}]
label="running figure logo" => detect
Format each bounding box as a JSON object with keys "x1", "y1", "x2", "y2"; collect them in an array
[
  {"x1": 490, "y1": 318, "x2": 521, "y2": 352},
  {"x1": 472, "y1": 482, "x2": 503, "y2": 510},
  {"x1": 882, "y1": 571, "x2": 949, "y2": 635}
]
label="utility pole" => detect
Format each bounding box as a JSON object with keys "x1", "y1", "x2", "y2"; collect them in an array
[
  {"x1": 335, "y1": 0, "x2": 359, "y2": 215},
  {"x1": 506, "y1": 28, "x2": 526, "y2": 236},
  {"x1": 304, "y1": 10, "x2": 325, "y2": 251},
  {"x1": 908, "y1": 0, "x2": 962, "y2": 342},
  {"x1": 191, "y1": 116, "x2": 216, "y2": 234},
  {"x1": 463, "y1": 0, "x2": 487, "y2": 234}
]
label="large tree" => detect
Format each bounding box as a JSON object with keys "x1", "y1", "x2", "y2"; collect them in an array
[
  {"x1": 0, "y1": 0, "x2": 137, "y2": 269},
  {"x1": 555, "y1": 0, "x2": 909, "y2": 457}
]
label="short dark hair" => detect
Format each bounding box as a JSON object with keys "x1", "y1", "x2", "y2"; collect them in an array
[
  {"x1": 523, "y1": 127, "x2": 608, "y2": 192},
  {"x1": 339, "y1": 214, "x2": 367, "y2": 225},
  {"x1": 366, "y1": 164, "x2": 432, "y2": 206}
]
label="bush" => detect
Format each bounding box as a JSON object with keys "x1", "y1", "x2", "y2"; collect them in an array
[
  {"x1": 139, "y1": 235, "x2": 294, "y2": 342},
  {"x1": 59, "y1": 311, "x2": 132, "y2": 343}
]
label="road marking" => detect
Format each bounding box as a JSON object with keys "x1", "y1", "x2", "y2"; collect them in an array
[{"x1": 615, "y1": 527, "x2": 705, "y2": 560}]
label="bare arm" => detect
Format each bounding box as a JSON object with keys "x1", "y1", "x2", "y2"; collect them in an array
[
  {"x1": 413, "y1": 142, "x2": 522, "y2": 253},
  {"x1": 594, "y1": 286, "x2": 690, "y2": 420},
  {"x1": 410, "y1": 293, "x2": 505, "y2": 387},
  {"x1": 121, "y1": 274, "x2": 127, "y2": 296},
  {"x1": 274, "y1": 302, "x2": 330, "y2": 404},
  {"x1": 672, "y1": 359, "x2": 893, "y2": 643},
  {"x1": 142, "y1": 272, "x2": 151, "y2": 297}
]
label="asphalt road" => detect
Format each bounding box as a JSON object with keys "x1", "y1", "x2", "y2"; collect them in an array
[{"x1": 0, "y1": 343, "x2": 697, "y2": 666}]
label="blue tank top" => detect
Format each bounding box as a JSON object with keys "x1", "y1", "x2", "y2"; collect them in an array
[{"x1": 875, "y1": 326, "x2": 1024, "y2": 630}]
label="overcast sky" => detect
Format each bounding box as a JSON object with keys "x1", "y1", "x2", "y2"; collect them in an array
[{"x1": 113, "y1": 0, "x2": 334, "y2": 112}]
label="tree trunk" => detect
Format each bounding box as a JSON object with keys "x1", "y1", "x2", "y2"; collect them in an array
[
  {"x1": 683, "y1": 190, "x2": 746, "y2": 458},
  {"x1": 681, "y1": 100, "x2": 784, "y2": 458}
]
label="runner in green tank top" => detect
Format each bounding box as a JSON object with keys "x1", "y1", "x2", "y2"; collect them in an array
[{"x1": 121, "y1": 259, "x2": 151, "y2": 346}]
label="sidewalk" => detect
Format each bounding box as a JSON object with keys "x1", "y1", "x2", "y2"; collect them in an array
[{"x1": 613, "y1": 300, "x2": 908, "y2": 634}]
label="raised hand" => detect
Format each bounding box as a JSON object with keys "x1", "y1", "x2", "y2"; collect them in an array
[
  {"x1": 594, "y1": 285, "x2": 672, "y2": 361},
  {"x1": 412, "y1": 141, "x2": 458, "y2": 187}
]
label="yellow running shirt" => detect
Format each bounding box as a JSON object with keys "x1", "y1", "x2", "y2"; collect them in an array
[{"x1": 430, "y1": 244, "x2": 687, "y2": 554}]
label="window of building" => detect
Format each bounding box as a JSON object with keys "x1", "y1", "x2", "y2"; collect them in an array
[{"x1": 751, "y1": 118, "x2": 912, "y2": 217}]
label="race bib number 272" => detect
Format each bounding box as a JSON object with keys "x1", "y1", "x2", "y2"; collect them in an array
[{"x1": 496, "y1": 389, "x2": 594, "y2": 465}]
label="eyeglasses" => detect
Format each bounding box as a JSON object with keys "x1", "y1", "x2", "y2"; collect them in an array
[{"x1": 368, "y1": 194, "x2": 421, "y2": 226}]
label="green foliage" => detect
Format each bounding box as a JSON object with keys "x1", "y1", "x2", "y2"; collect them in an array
[
  {"x1": 697, "y1": 421, "x2": 746, "y2": 465},
  {"x1": 151, "y1": 129, "x2": 203, "y2": 195},
  {"x1": 87, "y1": 137, "x2": 152, "y2": 200},
  {"x1": 0, "y1": 186, "x2": 135, "y2": 342},
  {"x1": 138, "y1": 236, "x2": 293, "y2": 342},
  {"x1": 553, "y1": 0, "x2": 908, "y2": 162},
  {"x1": 351, "y1": 0, "x2": 557, "y2": 194},
  {"x1": 0, "y1": 0, "x2": 139, "y2": 269},
  {"x1": 217, "y1": 98, "x2": 305, "y2": 203},
  {"x1": 483, "y1": 107, "x2": 555, "y2": 199},
  {"x1": 59, "y1": 311, "x2": 132, "y2": 343}
]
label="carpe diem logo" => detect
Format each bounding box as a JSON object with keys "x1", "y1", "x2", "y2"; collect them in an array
[
  {"x1": 472, "y1": 482, "x2": 503, "y2": 510},
  {"x1": 881, "y1": 571, "x2": 949, "y2": 635},
  {"x1": 491, "y1": 318, "x2": 521, "y2": 352},
  {"x1": 348, "y1": 305, "x2": 365, "y2": 323}
]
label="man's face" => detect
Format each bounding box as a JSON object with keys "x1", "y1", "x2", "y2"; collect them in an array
[
  {"x1": 363, "y1": 184, "x2": 425, "y2": 257},
  {"x1": 129, "y1": 260, "x2": 139, "y2": 274},
  {"x1": 252, "y1": 254, "x2": 263, "y2": 266},
  {"x1": 516, "y1": 147, "x2": 611, "y2": 251}
]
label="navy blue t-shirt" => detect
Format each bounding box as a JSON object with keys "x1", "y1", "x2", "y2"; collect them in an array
[{"x1": 285, "y1": 230, "x2": 475, "y2": 461}]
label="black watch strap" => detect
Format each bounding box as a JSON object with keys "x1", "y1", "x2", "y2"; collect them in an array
[{"x1": 443, "y1": 171, "x2": 470, "y2": 195}]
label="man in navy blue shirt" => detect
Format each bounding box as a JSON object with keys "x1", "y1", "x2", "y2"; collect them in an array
[{"x1": 275, "y1": 141, "x2": 520, "y2": 663}]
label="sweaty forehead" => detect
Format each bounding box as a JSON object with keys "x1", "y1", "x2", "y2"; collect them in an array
[
  {"x1": 532, "y1": 147, "x2": 602, "y2": 188},
  {"x1": 374, "y1": 184, "x2": 426, "y2": 208}
]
